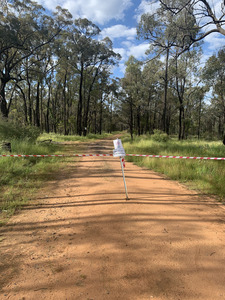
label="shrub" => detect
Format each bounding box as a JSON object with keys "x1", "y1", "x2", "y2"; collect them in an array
[
  {"x1": 151, "y1": 129, "x2": 169, "y2": 142},
  {"x1": 0, "y1": 118, "x2": 40, "y2": 142}
]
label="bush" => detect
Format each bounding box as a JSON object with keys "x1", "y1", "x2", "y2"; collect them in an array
[
  {"x1": 0, "y1": 118, "x2": 40, "y2": 142},
  {"x1": 151, "y1": 129, "x2": 169, "y2": 142}
]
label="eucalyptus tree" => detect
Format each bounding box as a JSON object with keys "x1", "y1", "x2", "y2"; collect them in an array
[
  {"x1": 142, "y1": 58, "x2": 164, "y2": 134},
  {"x1": 121, "y1": 56, "x2": 143, "y2": 138},
  {"x1": 202, "y1": 47, "x2": 225, "y2": 139},
  {"x1": 106, "y1": 78, "x2": 121, "y2": 133},
  {"x1": 137, "y1": 1, "x2": 198, "y2": 134},
  {"x1": 169, "y1": 47, "x2": 202, "y2": 139},
  {"x1": 67, "y1": 18, "x2": 120, "y2": 135},
  {"x1": 96, "y1": 69, "x2": 114, "y2": 134},
  {"x1": 137, "y1": 6, "x2": 175, "y2": 134},
  {"x1": 158, "y1": 0, "x2": 225, "y2": 49},
  {"x1": 0, "y1": 0, "x2": 72, "y2": 118},
  {"x1": 54, "y1": 34, "x2": 77, "y2": 135}
]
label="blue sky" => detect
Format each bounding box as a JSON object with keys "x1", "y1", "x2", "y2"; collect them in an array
[{"x1": 36, "y1": 0, "x2": 225, "y2": 78}]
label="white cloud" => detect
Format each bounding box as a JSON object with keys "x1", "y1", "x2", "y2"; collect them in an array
[
  {"x1": 128, "y1": 43, "x2": 149, "y2": 59},
  {"x1": 204, "y1": 33, "x2": 225, "y2": 51},
  {"x1": 100, "y1": 25, "x2": 136, "y2": 40},
  {"x1": 135, "y1": 0, "x2": 160, "y2": 22},
  {"x1": 121, "y1": 41, "x2": 133, "y2": 48},
  {"x1": 37, "y1": 0, "x2": 132, "y2": 25},
  {"x1": 114, "y1": 43, "x2": 149, "y2": 62},
  {"x1": 114, "y1": 47, "x2": 128, "y2": 58}
]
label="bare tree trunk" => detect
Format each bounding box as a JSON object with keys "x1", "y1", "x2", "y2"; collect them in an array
[
  {"x1": 129, "y1": 98, "x2": 134, "y2": 140},
  {"x1": 137, "y1": 105, "x2": 141, "y2": 136},
  {"x1": 35, "y1": 81, "x2": 40, "y2": 127},
  {"x1": 162, "y1": 47, "x2": 169, "y2": 134},
  {"x1": 197, "y1": 97, "x2": 202, "y2": 140},
  {"x1": 16, "y1": 84, "x2": 28, "y2": 125},
  {"x1": 46, "y1": 84, "x2": 51, "y2": 133},
  {"x1": 0, "y1": 80, "x2": 8, "y2": 117},
  {"x1": 77, "y1": 63, "x2": 84, "y2": 136},
  {"x1": 63, "y1": 73, "x2": 68, "y2": 135}
]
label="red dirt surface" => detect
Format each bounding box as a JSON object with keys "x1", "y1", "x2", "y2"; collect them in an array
[{"x1": 0, "y1": 138, "x2": 225, "y2": 300}]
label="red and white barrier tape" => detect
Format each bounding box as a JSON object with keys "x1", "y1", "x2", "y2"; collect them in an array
[
  {"x1": 126, "y1": 154, "x2": 225, "y2": 160},
  {"x1": 0, "y1": 153, "x2": 225, "y2": 160},
  {"x1": 0, "y1": 154, "x2": 113, "y2": 158}
]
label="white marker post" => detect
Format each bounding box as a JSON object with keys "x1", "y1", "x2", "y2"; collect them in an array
[{"x1": 113, "y1": 139, "x2": 129, "y2": 200}]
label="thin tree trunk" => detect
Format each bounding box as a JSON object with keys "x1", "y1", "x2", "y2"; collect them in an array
[
  {"x1": 0, "y1": 80, "x2": 8, "y2": 117},
  {"x1": 35, "y1": 81, "x2": 40, "y2": 127},
  {"x1": 198, "y1": 97, "x2": 202, "y2": 140},
  {"x1": 162, "y1": 47, "x2": 169, "y2": 134},
  {"x1": 129, "y1": 98, "x2": 133, "y2": 140},
  {"x1": 99, "y1": 93, "x2": 103, "y2": 135},
  {"x1": 137, "y1": 105, "x2": 141, "y2": 136},
  {"x1": 77, "y1": 64, "x2": 84, "y2": 136},
  {"x1": 46, "y1": 84, "x2": 51, "y2": 133},
  {"x1": 63, "y1": 73, "x2": 68, "y2": 135},
  {"x1": 16, "y1": 84, "x2": 28, "y2": 125}
]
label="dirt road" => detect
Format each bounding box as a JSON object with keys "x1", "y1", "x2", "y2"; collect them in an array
[{"x1": 0, "y1": 138, "x2": 225, "y2": 300}]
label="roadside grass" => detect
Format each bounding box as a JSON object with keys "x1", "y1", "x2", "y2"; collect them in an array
[
  {"x1": 0, "y1": 139, "x2": 66, "y2": 224},
  {"x1": 122, "y1": 135, "x2": 225, "y2": 202}
]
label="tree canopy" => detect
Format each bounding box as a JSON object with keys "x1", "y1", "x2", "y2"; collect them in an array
[{"x1": 0, "y1": 0, "x2": 225, "y2": 141}]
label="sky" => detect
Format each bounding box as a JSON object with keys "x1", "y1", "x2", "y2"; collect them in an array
[{"x1": 36, "y1": 0, "x2": 225, "y2": 78}]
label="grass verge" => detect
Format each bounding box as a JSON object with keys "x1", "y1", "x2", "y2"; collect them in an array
[
  {"x1": 0, "y1": 139, "x2": 68, "y2": 225},
  {"x1": 122, "y1": 135, "x2": 225, "y2": 202}
]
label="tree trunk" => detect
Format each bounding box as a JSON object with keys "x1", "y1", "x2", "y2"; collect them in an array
[
  {"x1": 129, "y1": 98, "x2": 133, "y2": 140},
  {"x1": 179, "y1": 104, "x2": 185, "y2": 140},
  {"x1": 77, "y1": 64, "x2": 84, "y2": 136},
  {"x1": 63, "y1": 73, "x2": 68, "y2": 135},
  {"x1": 197, "y1": 97, "x2": 202, "y2": 140},
  {"x1": 46, "y1": 84, "x2": 51, "y2": 133},
  {"x1": 99, "y1": 93, "x2": 103, "y2": 135},
  {"x1": 137, "y1": 105, "x2": 141, "y2": 136},
  {"x1": 162, "y1": 47, "x2": 169, "y2": 134},
  {"x1": 35, "y1": 81, "x2": 40, "y2": 127},
  {"x1": 16, "y1": 84, "x2": 28, "y2": 125},
  {"x1": 83, "y1": 69, "x2": 99, "y2": 136},
  {"x1": 0, "y1": 80, "x2": 8, "y2": 118}
]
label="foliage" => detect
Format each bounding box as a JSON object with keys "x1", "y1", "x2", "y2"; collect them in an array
[
  {"x1": 0, "y1": 118, "x2": 40, "y2": 142},
  {"x1": 123, "y1": 136, "x2": 225, "y2": 201},
  {"x1": 158, "y1": 0, "x2": 225, "y2": 52},
  {"x1": 151, "y1": 129, "x2": 170, "y2": 142},
  {"x1": 201, "y1": 47, "x2": 225, "y2": 139}
]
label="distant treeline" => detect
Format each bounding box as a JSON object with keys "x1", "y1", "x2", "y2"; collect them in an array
[{"x1": 0, "y1": 0, "x2": 225, "y2": 140}]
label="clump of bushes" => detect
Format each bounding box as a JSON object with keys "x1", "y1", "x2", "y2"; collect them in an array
[
  {"x1": 0, "y1": 118, "x2": 40, "y2": 142},
  {"x1": 151, "y1": 129, "x2": 169, "y2": 142}
]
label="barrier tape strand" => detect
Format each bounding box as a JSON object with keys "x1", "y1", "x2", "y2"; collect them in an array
[
  {"x1": 0, "y1": 153, "x2": 225, "y2": 160},
  {"x1": 126, "y1": 154, "x2": 225, "y2": 160}
]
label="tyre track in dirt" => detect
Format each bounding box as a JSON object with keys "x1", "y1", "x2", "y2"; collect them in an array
[{"x1": 0, "y1": 138, "x2": 225, "y2": 300}]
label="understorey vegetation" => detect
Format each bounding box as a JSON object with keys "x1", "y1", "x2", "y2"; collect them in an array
[{"x1": 123, "y1": 133, "x2": 225, "y2": 202}]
